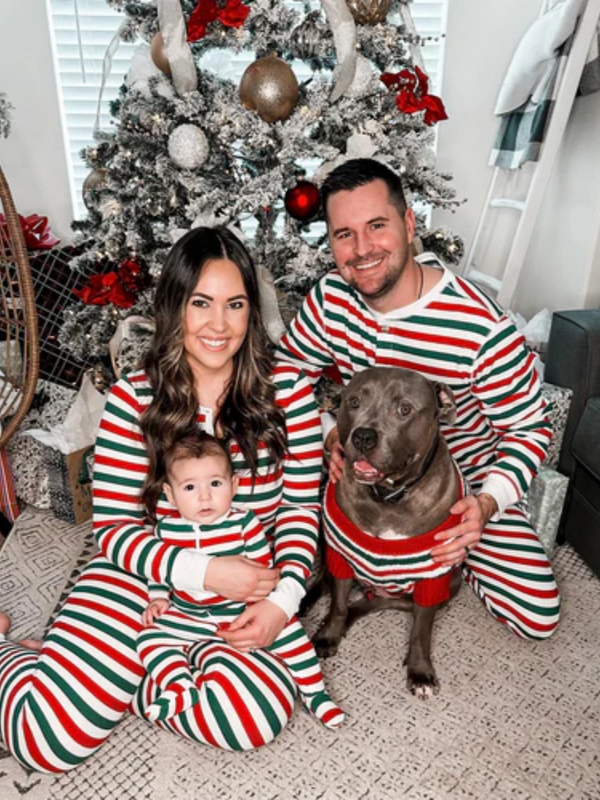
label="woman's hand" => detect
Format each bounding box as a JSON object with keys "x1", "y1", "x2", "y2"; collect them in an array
[
  {"x1": 204, "y1": 556, "x2": 280, "y2": 602},
  {"x1": 142, "y1": 599, "x2": 169, "y2": 627},
  {"x1": 218, "y1": 600, "x2": 288, "y2": 651},
  {"x1": 430, "y1": 493, "x2": 497, "y2": 567},
  {"x1": 325, "y1": 426, "x2": 345, "y2": 484}
]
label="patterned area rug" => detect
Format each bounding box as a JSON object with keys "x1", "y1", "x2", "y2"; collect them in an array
[{"x1": 0, "y1": 506, "x2": 599, "y2": 800}]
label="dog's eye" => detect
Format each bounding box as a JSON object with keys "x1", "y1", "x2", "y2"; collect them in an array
[
  {"x1": 349, "y1": 396, "x2": 360, "y2": 409},
  {"x1": 398, "y1": 402, "x2": 412, "y2": 417}
]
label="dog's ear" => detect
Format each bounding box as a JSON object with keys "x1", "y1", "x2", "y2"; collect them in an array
[{"x1": 433, "y1": 382, "x2": 457, "y2": 424}]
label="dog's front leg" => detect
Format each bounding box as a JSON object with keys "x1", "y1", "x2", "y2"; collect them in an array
[
  {"x1": 405, "y1": 603, "x2": 440, "y2": 700},
  {"x1": 313, "y1": 577, "x2": 354, "y2": 659}
]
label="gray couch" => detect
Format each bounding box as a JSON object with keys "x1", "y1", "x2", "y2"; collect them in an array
[{"x1": 545, "y1": 309, "x2": 600, "y2": 578}]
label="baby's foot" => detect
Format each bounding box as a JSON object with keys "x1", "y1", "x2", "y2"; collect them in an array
[
  {"x1": 302, "y1": 690, "x2": 345, "y2": 729},
  {"x1": 0, "y1": 612, "x2": 11, "y2": 637},
  {"x1": 145, "y1": 682, "x2": 201, "y2": 722}
]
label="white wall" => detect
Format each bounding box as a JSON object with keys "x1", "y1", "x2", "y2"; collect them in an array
[
  {"x1": 433, "y1": 0, "x2": 600, "y2": 316},
  {"x1": 0, "y1": 0, "x2": 75, "y2": 243}
]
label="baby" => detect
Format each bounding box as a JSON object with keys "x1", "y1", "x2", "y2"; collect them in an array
[{"x1": 137, "y1": 430, "x2": 344, "y2": 727}]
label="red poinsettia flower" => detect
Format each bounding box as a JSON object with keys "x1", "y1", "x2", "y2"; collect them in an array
[
  {"x1": 380, "y1": 65, "x2": 447, "y2": 126},
  {"x1": 74, "y1": 271, "x2": 136, "y2": 309},
  {"x1": 396, "y1": 90, "x2": 426, "y2": 115},
  {"x1": 187, "y1": 0, "x2": 250, "y2": 42},
  {"x1": 422, "y1": 95, "x2": 448, "y2": 126}
]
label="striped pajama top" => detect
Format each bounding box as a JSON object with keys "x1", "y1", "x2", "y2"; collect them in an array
[
  {"x1": 276, "y1": 261, "x2": 551, "y2": 512},
  {"x1": 149, "y1": 508, "x2": 272, "y2": 613},
  {"x1": 92, "y1": 363, "x2": 322, "y2": 612}
]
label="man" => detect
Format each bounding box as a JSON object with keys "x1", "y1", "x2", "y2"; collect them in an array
[{"x1": 277, "y1": 158, "x2": 560, "y2": 640}]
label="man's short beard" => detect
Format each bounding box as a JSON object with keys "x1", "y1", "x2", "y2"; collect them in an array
[{"x1": 346, "y1": 257, "x2": 408, "y2": 300}]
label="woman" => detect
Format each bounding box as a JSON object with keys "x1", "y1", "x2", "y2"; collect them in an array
[{"x1": 0, "y1": 227, "x2": 323, "y2": 770}]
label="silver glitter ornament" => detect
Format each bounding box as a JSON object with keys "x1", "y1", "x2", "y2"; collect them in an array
[
  {"x1": 239, "y1": 56, "x2": 299, "y2": 123},
  {"x1": 290, "y1": 12, "x2": 328, "y2": 60},
  {"x1": 168, "y1": 124, "x2": 210, "y2": 170},
  {"x1": 346, "y1": 0, "x2": 392, "y2": 25}
]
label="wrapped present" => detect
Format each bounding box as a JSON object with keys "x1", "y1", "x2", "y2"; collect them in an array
[
  {"x1": 523, "y1": 465, "x2": 569, "y2": 555},
  {"x1": 540, "y1": 382, "x2": 572, "y2": 470}
]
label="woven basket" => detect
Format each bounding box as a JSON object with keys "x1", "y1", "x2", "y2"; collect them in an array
[{"x1": 0, "y1": 164, "x2": 39, "y2": 448}]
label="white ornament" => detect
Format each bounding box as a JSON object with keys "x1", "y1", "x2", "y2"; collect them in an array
[
  {"x1": 314, "y1": 132, "x2": 378, "y2": 183},
  {"x1": 168, "y1": 124, "x2": 209, "y2": 170}
]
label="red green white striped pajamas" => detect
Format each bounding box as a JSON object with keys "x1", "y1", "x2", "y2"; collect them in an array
[
  {"x1": 0, "y1": 364, "x2": 324, "y2": 771},
  {"x1": 276, "y1": 261, "x2": 561, "y2": 640},
  {"x1": 137, "y1": 510, "x2": 342, "y2": 726}
]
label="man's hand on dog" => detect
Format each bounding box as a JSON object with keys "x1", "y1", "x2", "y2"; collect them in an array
[
  {"x1": 325, "y1": 426, "x2": 345, "y2": 483},
  {"x1": 430, "y1": 493, "x2": 498, "y2": 566}
]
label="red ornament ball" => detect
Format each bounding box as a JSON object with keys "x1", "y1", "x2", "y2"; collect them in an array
[{"x1": 284, "y1": 181, "x2": 321, "y2": 221}]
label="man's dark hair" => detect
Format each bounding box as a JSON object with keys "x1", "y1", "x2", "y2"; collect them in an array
[{"x1": 321, "y1": 158, "x2": 407, "y2": 220}]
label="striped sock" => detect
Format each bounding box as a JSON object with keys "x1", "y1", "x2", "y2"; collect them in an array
[
  {"x1": 302, "y1": 690, "x2": 345, "y2": 729},
  {"x1": 145, "y1": 681, "x2": 201, "y2": 722}
]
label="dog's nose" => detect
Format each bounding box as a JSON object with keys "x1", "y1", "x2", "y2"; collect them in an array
[{"x1": 352, "y1": 427, "x2": 378, "y2": 452}]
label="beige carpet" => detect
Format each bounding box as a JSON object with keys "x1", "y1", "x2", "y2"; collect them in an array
[{"x1": 0, "y1": 506, "x2": 599, "y2": 800}]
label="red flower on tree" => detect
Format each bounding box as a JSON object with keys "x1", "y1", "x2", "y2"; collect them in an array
[
  {"x1": 187, "y1": 0, "x2": 250, "y2": 42},
  {"x1": 380, "y1": 65, "x2": 448, "y2": 126},
  {"x1": 74, "y1": 259, "x2": 146, "y2": 309}
]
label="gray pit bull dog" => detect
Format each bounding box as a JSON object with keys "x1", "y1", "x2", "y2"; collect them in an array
[{"x1": 314, "y1": 366, "x2": 463, "y2": 699}]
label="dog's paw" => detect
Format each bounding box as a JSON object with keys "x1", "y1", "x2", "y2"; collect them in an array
[
  {"x1": 406, "y1": 671, "x2": 440, "y2": 700},
  {"x1": 313, "y1": 636, "x2": 341, "y2": 659}
]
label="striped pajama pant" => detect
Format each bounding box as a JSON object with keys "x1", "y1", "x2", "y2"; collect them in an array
[
  {"x1": 137, "y1": 606, "x2": 327, "y2": 716},
  {"x1": 0, "y1": 554, "x2": 298, "y2": 772},
  {"x1": 462, "y1": 504, "x2": 561, "y2": 639}
]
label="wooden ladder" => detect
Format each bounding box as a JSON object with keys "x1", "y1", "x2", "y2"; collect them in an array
[{"x1": 463, "y1": 0, "x2": 600, "y2": 308}]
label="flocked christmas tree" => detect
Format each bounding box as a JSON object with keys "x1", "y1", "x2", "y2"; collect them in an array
[{"x1": 61, "y1": 0, "x2": 464, "y2": 374}]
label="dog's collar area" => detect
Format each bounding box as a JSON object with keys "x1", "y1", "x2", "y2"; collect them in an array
[{"x1": 370, "y1": 434, "x2": 440, "y2": 504}]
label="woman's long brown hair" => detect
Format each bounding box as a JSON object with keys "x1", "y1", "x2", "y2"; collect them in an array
[{"x1": 140, "y1": 226, "x2": 287, "y2": 520}]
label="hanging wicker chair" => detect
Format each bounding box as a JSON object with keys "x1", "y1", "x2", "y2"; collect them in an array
[{"x1": 0, "y1": 164, "x2": 39, "y2": 449}]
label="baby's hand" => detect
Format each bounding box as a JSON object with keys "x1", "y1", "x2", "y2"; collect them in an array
[{"x1": 142, "y1": 599, "x2": 169, "y2": 627}]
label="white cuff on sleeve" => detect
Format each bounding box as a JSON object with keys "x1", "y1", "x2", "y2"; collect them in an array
[
  {"x1": 267, "y1": 577, "x2": 305, "y2": 620},
  {"x1": 171, "y1": 550, "x2": 213, "y2": 593},
  {"x1": 478, "y1": 474, "x2": 520, "y2": 520}
]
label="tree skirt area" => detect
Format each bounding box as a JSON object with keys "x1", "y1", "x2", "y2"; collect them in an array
[{"x1": 0, "y1": 507, "x2": 599, "y2": 800}]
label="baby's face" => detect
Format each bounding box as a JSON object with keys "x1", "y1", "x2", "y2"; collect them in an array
[{"x1": 165, "y1": 453, "x2": 236, "y2": 524}]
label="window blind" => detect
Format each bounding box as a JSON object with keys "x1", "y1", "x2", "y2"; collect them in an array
[{"x1": 49, "y1": 0, "x2": 448, "y2": 219}]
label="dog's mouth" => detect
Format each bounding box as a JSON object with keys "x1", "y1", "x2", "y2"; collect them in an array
[{"x1": 351, "y1": 458, "x2": 385, "y2": 484}]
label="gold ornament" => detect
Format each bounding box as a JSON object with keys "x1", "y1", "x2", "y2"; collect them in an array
[
  {"x1": 150, "y1": 32, "x2": 171, "y2": 76},
  {"x1": 239, "y1": 56, "x2": 299, "y2": 123},
  {"x1": 346, "y1": 0, "x2": 392, "y2": 25},
  {"x1": 82, "y1": 168, "x2": 107, "y2": 208}
]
